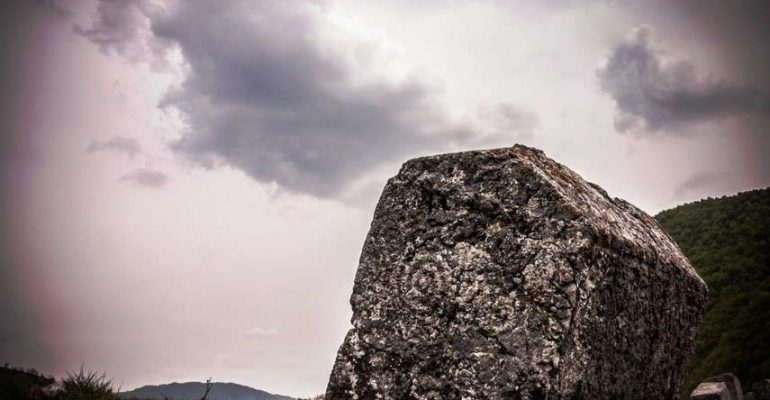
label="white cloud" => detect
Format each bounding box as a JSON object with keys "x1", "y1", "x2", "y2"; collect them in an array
[{"x1": 245, "y1": 326, "x2": 280, "y2": 338}]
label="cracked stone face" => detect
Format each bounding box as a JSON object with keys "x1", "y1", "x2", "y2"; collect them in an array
[{"x1": 325, "y1": 145, "x2": 708, "y2": 399}]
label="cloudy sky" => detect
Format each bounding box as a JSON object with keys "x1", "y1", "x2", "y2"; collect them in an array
[{"x1": 1, "y1": 0, "x2": 769, "y2": 397}]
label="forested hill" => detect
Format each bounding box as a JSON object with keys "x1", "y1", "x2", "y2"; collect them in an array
[{"x1": 656, "y1": 187, "x2": 770, "y2": 395}]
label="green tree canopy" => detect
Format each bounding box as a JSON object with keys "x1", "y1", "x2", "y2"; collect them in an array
[{"x1": 656, "y1": 187, "x2": 770, "y2": 396}]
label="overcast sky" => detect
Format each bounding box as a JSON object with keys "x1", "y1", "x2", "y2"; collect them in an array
[{"x1": 1, "y1": 0, "x2": 769, "y2": 397}]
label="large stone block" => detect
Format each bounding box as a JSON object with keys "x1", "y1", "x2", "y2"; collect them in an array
[{"x1": 325, "y1": 146, "x2": 708, "y2": 399}]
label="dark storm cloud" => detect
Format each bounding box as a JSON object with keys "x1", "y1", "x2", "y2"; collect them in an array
[
  {"x1": 597, "y1": 26, "x2": 768, "y2": 134},
  {"x1": 33, "y1": 0, "x2": 72, "y2": 18},
  {"x1": 637, "y1": 0, "x2": 770, "y2": 91},
  {"x1": 119, "y1": 168, "x2": 168, "y2": 188},
  {"x1": 675, "y1": 170, "x2": 736, "y2": 199},
  {"x1": 87, "y1": 136, "x2": 142, "y2": 158},
  {"x1": 74, "y1": 0, "x2": 170, "y2": 61},
  {"x1": 78, "y1": 0, "x2": 527, "y2": 197}
]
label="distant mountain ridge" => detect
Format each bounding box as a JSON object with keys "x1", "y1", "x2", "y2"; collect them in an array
[{"x1": 120, "y1": 381, "x2": 295, "y2": 400}]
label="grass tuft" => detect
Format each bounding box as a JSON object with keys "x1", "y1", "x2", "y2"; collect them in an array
[{"x1": 58, "y1": 366, "x2": 119, "y2": 400}]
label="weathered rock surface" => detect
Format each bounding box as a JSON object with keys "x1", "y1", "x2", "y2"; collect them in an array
[
  {"x1": 325, "y1": 146, "x2": 708, "y2": 399},
  {"x1": 705, "y1": 374, "x2": 744, "y2": 400},
  {"x1": 691, "y1": 382, "x2": 734, "y2": 400}
]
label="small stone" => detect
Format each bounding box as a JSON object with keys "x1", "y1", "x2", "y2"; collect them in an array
[
  {"x1": 691, "y1": 382, "x2": 734, "y2": 400},
  {"x1": 705, "y1": 373, "x2": 744, "y2": 400}
]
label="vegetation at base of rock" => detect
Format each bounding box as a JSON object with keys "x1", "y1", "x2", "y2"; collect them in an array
[
  {"x1": 0, "y1": 365, "x2": 219, "y2": 400},
  {"x1": 656, "y1": 187, "x2": 770, "y2": 397},
  {"x1": 59, "y1": 367, "x2": 121, "y2": 400},
  {"x1": 0, "y1": 364, "x2": 55, "y2": 399},
  {"x1": 0, "y1": 365, "x2": 120, "y2": 400}
]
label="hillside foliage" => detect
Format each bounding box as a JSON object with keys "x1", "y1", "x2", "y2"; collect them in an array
[{"x1": 656, "y1": 187, "x2": 770, "y2": 395}]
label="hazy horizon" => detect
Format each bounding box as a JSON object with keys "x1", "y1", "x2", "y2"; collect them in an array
[{"x1": 2, "y1": 0, "x2": 769, "y2": 397}]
